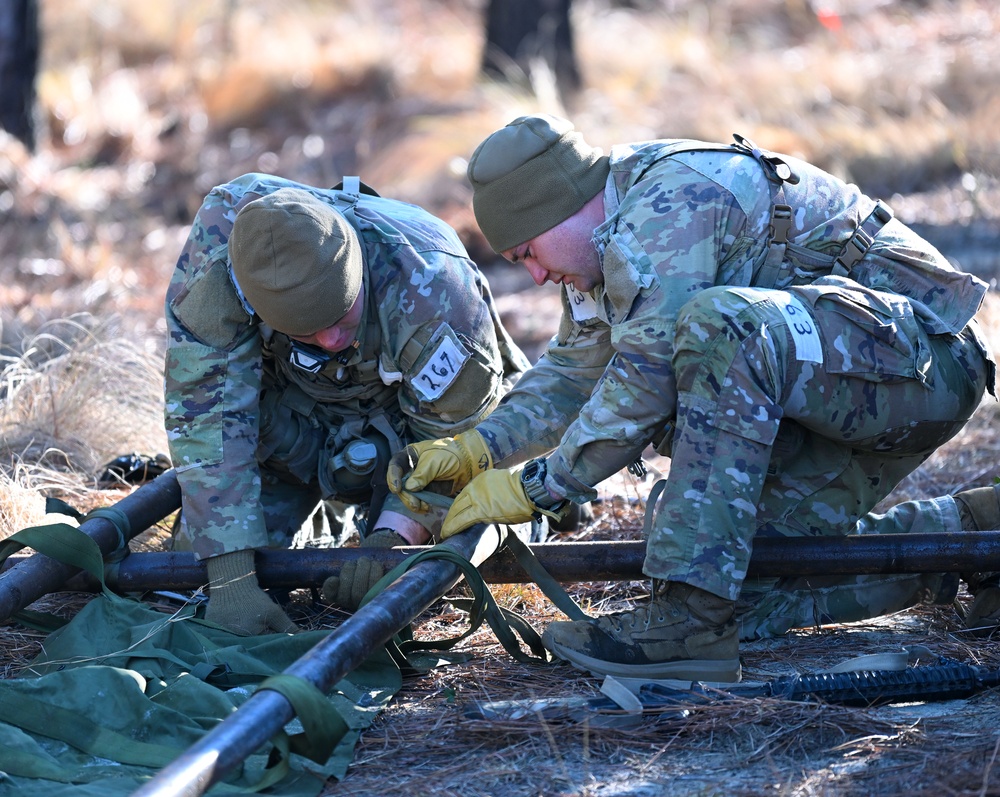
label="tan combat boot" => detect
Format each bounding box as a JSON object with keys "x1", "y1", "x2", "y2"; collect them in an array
[
  {"x1": 541, "y1": 581, "x2": 741, "y2": 682},
  {"x1": 955, "y1": 484, "x2": 1000, "y2": 636}
]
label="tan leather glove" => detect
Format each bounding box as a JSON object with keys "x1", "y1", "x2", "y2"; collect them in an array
[
  {"x1": 320, "y1": 529, "x2": 406, "y2": 611},
  {"x1": 441, "y1": 468, "x2": 566, "y2": 539},
  {"x1": 204, "y1": 549, "x2": 299, "y2": 636},
  {"x1": 386, "y1": 429, "x2": 492, "y2": 513}
]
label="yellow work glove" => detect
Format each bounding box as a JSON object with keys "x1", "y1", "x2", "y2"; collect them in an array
[
  {"x1": 320, "y1": 529, "x2": 406, "y2": 611},
  {"x1": 386, "y1": 429, "x2": 492, "y2": 513},
  {"x1": 204, "y1": 549, "x2": 299, "y2": 636},
  {"x1": 440, "y1": 468, "x2": 566, "y2": 539}
]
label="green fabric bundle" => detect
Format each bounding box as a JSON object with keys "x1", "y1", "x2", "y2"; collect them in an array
[
  {"x1": 0, "y1": 595, "x2": 401, "y2": 795},
  {"x1": 0, "y1": 518, "x2": 402, "y2": 797}
]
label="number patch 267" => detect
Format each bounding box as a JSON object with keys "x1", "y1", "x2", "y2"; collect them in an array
[{"x1": 411, "y1": 327, "x2": 470, "y2": 402}]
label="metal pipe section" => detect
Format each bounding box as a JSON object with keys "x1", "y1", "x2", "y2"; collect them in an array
[
  {"x1": 130, "y1": 523, "x2": 503, "y2": 797},
  {"x1": 12, "y1": 530, "x2": 992, "y2": 594},
  {"x1": 0, "y1": 469, "x2": 181, "y2": 622}
]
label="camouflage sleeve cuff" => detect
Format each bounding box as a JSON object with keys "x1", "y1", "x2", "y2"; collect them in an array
[{"x1": 545, "y1": 456, "x2": 599, "y2": 504}]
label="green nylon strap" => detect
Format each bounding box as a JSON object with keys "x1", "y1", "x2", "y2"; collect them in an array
[
  {"x1": 44, "y1": 495, "x2": 86, "y2": 522},
  {"x1": 0, "y1": 522, "x2": 115, "y2": 599},
  {"x1": 383, "y1": 487, "x2": 592, "y2": 661},
  {"x1": 409, "y1": 490, "x2": 456, "y2": 512},
  {"x1": 643, "y1": 479, "x2": 668, "y2": 538},
  {"x1": 411, "y1": 486, "x2": 590, "y2": 621},
  {"x1": 251, "y1": 731, "x2": 293, "y2": 794},
  {"x1": 84, "y1": 506, "x2": 133, "y2": 561},
  {"x1": 219, "y1": 673, "x2": 350, "y2": 794},
  {"x1": 359, "y1": 542, "x2": 551, "y2": 664},
  {"x1": 0, "y1": 504, "x2": 136, "y2": 628},
  {"x1": 503, "y1": 532, "x2": 590, "y2": 622},
  {"x1": 255, "y1": 673, "x2": 350, "y2": 764},
  {"x1": 0, "y1": 501, "x2": 134, "y2": 587}
]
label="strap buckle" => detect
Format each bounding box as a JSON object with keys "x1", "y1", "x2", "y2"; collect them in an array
[
  {"x1": 834, "y1": 227, "x2": 875, "y2": 274},
  {"x1": 770, "y1": 204, "x2": 794, "y2": 244},
  {"x1": 872, "y1": 199, "x2": 894, "y2": 225},
  {"x1": 833, "y1": 200, "x2": 894, "y2": 275},
  {"x1": 731, "y1": 133, "x2": 800, "y2": 185}
]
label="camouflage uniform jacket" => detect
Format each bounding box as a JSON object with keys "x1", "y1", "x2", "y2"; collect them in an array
[
  {"x1": 475, "y1": 140, "x2": 989, "y2": 501},
  {"x1": 165, "y1": 173, "x2": 529, "y2": 558}
]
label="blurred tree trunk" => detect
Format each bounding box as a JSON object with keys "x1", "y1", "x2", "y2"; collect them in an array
[
  {"x1": 0, "y1": 0, "x2": 39, "y2": 151},
  {"x1": 482, "y1": 0, "x2": 581, "y2": 103}
]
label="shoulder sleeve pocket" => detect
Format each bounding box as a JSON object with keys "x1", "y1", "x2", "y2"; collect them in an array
[{"x1": 169, "y1": 250, "x2": 252, "y2": 349}]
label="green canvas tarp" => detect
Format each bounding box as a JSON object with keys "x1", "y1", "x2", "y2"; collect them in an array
[{"x1": 0, "y1": 593, "x2": 401, "y2": 796}]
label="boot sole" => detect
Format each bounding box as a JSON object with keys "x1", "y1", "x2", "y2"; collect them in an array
[{"x1": 546, "y1": 638, "x2": 742, "y2": 683}]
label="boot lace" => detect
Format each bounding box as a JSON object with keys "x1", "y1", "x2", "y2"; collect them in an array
[{"x1": 600, "y1": 585, "x2": 681, "y2": 634}]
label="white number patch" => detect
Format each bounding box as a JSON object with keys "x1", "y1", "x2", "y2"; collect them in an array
[
  {"x1": 412, "y1": 332, "x2": 469, "y2": 401},
  {"x1": 773, "y1": 293, "x2": 823, "y2": 363},
  {"x1": 567, "y1": 284, "x2": 599, "y2": 323}
]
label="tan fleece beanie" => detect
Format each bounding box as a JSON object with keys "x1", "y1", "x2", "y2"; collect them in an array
[
  {"x1": 229, "y1": 188, "x2": 363, "y2": 336},
  {"x1": 467, "y1": 114, "x2": 610, "y2": 253}
]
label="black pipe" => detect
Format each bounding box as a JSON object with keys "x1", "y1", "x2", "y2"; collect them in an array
[
  {"x1": 0, "y1": 469, "x2": 181, "y2": 622},
  {"x1": 7, "y1": 530, "x2": 994, "y2": 595},
  {"x1": 130, "y1": 523, "x2": 503, "y2": 797}
]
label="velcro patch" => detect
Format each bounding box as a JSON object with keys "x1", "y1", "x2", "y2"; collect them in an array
[{"x1": 410, "y1": 324, "x2": 470, "y2": 402}]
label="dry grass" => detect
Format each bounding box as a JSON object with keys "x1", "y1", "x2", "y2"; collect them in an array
[
  {"x1": 0, "y1": 315, "x2": 167, "y2": 490},
  {"x1": 0, "y1": 467, "x2": 47, "y2": 538},
  {"x1": 1, "y1": 1, "x2": 1000, "y2": 795}
]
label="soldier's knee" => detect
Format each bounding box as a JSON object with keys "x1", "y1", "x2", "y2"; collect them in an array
[
  {"x1": 676, "y1": 286, "x2": 761, "y2": 341},
  {"x1": 674, "y1": 287, "x2": 800, "y2": 401},
  {"x1": 673, "y1": 287, "x2": 763, "y2": 370}
]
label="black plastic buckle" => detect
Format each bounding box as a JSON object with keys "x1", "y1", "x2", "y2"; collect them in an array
[
  {"x1": 872, "y1": 199, "x2": 894, "y2": 225},
  {"x1": 835, "y1": 227, "x2": 875, "y2": 273},
  {"x1": 770, "y1": 204, "x2": 794, "y2": 243}
]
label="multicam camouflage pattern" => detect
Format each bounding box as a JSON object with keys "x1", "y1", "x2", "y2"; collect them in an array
[
  {"x1": 734, "y1": 569, "x2": 960, "y2": 641},
  {"x1": 165, "y1": 173, "x2": 529, "y2": 560},
  {"x1": 474, "y1": 140, "x2": 995, "y2": 633},
  {"x1": 643, "y1": 283, "x2": 989, "y2": 602}
]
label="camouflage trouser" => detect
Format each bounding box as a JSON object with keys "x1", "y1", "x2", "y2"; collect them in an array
[{"x1": 643, "y1": 280, "x2": 992, "y2": 638}]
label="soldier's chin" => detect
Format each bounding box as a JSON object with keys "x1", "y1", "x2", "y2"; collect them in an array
[{"x1": 568, "y1": 277, "x2": 596, "y2": 293}]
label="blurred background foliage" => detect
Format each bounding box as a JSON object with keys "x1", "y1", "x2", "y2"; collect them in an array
[{"x1": 1, "y1": 0, "x2": 997, "y2": 343}]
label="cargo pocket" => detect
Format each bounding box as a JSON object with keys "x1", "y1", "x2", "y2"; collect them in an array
[
  {"x1": 164, "y1": 343, "x2": 227, "y2": 469},
  {"x1": 798, "y1": 278, "x2": 930, "y2": 384}
]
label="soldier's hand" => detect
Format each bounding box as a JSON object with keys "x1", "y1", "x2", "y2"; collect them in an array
[
  {"x1": 321, "y1": 529, "x2": 405, "y2": 610},
  {"x1": 205, "y1": 550, "x2": 299, "y2": 636},
  {"x1": 441, "y1": 468, "x2": 564, "y2": 539},
  {"x1": 386, "y1": 430, "x2": 492, "y2": 513}
]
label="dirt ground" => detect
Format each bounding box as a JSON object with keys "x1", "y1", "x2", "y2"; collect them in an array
[{"x1": 309, "y1": 399, "x2": 1000, "y2": 797}]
